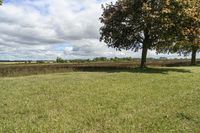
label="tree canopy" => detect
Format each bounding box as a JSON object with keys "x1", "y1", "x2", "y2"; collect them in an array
[
  {"x1": 156, "y1": 0, "x2": 200, "y2": 65},
  {"x1": 174, "y1": 0, "x2": 200, "y2": 65},
  {"x1": 0, "y1": 0, "x2": 2, "y2": 5},
  {"x1": 100, "y1": 0, "x2": 200, "y2": 67},
  {"x1": 100, "y1": 0, "x2": 179, "y2": 67}
]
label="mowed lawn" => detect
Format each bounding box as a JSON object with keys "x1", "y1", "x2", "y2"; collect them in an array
[{"x1": 0, "y1": 67, "x2": 200, "y2": 132}]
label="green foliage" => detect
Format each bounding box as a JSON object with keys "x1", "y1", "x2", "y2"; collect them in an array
[
  {"x1": 100, "y1": 0, "x2": 200, "y2": 67},
  {"x1": 110, "y1": 57, "x2": 133, "y2": 62},
  {"x1": 56, "y1": 57, "x2": 65, "y2": 63},
  {"x1": 0, "y1": 0, "x2": 2, "y2": 5},
  {"x1": 93, "y1": 57, "x2": 108, "y2": 61},
  {"x1": 0, "y1": 67, "x2": 200, "y2": 132},
  {"x1": 100, "y1": 0, "x2": 181, "y2": 67},
  {"x1": 36, "y1": 60, "x2": 45, "y2": 64},
  {"x1": 100, "y1": 0, "x2": 169, "y2": 49},
  {"x1": 156, "y1": 0, "x2": 200, "y2": 65}
]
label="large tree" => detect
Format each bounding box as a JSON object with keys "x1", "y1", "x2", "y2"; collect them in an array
[
  {"x1": 156, "y1": 0, "x2": 200, "y2": 65},
  {"x1": 0, "y1": 0, "x2": 2, "y2": 5},
  {"x1": 100, "y1": 0, "x2": 176, "y2": 67},
  {"x1": 174, "y1": 0, "x2": 200, "y2": 65}
]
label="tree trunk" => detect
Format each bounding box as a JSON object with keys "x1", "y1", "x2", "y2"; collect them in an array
[
  {"x1": 140, "y1": 29, "x2": 149, "y2": 68},
  {"x1": 140, "y1": 42, "x2": 148, "y2": 68},
  {"x1": 191, "y1": 46, "x2": 197, "y2": 66}
]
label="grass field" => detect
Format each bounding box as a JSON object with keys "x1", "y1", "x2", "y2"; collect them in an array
[{"x1": 0, "y1": 66, "x2": 200, "y2": 132}]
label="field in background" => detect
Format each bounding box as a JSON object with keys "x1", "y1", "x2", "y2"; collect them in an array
[
  {"x1": 0, "y1": 59, "x2": 200, "y2": 77},
  {"x1": 0, "y1": 66, "x2": 200, "y2": 132}
]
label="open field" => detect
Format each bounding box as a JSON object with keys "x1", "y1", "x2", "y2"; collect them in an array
[{"x1": 0, "y1": 66, "x2": 200, "y2": 132}]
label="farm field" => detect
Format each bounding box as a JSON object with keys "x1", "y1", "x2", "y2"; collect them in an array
[
  {"x1": 0, "y1": 66, "x2": 200, "y2": 132},
  {"x1": 0, "y1": 60, "x2": 200, "y2": 77}
]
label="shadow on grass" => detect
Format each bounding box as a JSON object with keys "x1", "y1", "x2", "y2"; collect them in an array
[
  {"x1": 0, "y1": 65, "x2": 192, "y2": 77},
  {"x1": 76, "y1": 67, "x2": 191, "y2": 74}
]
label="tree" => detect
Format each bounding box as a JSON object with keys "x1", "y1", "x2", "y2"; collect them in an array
[
  {"x1": 156, "y1": 0, "x2": 200, "y2": 65},
  {"x1": 56, "y1": 57, "x2": 65, "y2": 63},
  {"x1": 0, "y1": 0, "x2": 2, "y2": 5},
  {"x1": 174, "y1": 0, "x2": 200, "y2": 65},
  {"x1": 100, "y1": 0, "x2": 176, "y2": 68}
]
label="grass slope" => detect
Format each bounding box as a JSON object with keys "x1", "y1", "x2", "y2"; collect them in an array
[{"x1": 0, "y1": 67, "x2": 200, "y2": 132}]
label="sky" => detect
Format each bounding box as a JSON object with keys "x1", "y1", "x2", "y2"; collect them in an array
[{"x1": 0, "y1": 0, "x2": 197, "y2": 60}]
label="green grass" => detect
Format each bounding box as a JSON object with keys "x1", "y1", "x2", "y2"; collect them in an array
[{"x1": 0, "y1": 67, "x2": 200, "y2": 132}]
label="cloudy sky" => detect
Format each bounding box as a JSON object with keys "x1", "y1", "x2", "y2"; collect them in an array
[{"x1": 0, "y1": 0, "x2": 194, "y2": 60}]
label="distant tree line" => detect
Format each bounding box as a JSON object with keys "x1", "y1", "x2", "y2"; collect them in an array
[
  {"x1": 55, "y1": 57, "x2": 191, "y2": 63},
  {"x1": 56, "y1": 57, "x2": 135, "y2": 63}
]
